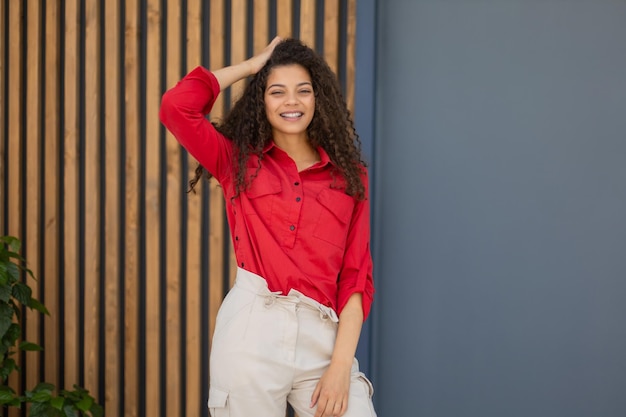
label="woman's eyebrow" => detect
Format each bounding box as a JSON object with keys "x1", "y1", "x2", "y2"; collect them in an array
[{"x1": 266, "y1": 81, "x2": 313, "y2": 89}]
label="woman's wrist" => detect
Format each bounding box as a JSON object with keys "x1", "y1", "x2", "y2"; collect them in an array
[
  {"x1": 213, "y1": 62, "x2": 254, "y2": 91},
  {"x1": 329, "y1": 355, "x2": 353, "y2": 370}
]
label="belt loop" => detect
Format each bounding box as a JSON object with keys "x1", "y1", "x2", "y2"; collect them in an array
[
  {"x1": 264, "y1": 291, "x2": 281, "y2": 308},
  {"x1": 318, "y1": 305, "x2": 339, "y2": 323}
]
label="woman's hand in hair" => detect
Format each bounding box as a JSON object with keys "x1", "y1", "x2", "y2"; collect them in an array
[
  {"x1": 246, "y1": 36, "x2": 282, "y2": 75},
  {"x1": 213, "y1": 36, "x2": 281, "y2": 91}
]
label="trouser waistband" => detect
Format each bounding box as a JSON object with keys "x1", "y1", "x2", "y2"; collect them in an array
[{"x1": 234, "y1": 267, "x2": 339, "y2": 322}]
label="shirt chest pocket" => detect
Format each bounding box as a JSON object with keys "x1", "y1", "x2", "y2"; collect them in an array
[
  {"x1": 313, "y1": 189, "x2": 355, "y2": 249},
  {"x1": 242, "y1": 172, "x2": 282, "y2": 218}
]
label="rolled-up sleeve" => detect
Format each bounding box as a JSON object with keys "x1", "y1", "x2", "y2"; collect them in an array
[
  {"x1": 159, "y1": 66, "x2": 233, "y2": 183},
  {"x1": 336, "y1": 172, "x2": 375, "y2": 320}
]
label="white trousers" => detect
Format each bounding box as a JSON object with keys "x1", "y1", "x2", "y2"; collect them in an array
[{"x1": 208, "y1": 268, "x2": 377, "y2": 417}]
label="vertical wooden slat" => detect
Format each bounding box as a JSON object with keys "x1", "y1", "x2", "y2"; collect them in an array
[
  {"x1": 253, "y1": 0, "x2": 269, "y2": 51},
  {"x1": 6, "y1": 0, "x2": 21, "y2": 237},
  {"x1": 104, "y1": 0, "x2": 121, "y2": 414},
  {"x1": 165, "y1": 0, "x2": 182, "y2": 415},
  {"x1": 63, "y1": 0, "x2": 80, "y2": 392},
  {"x1": 299, "y1": 0, "x2": 316, "y2": 48},
  {"x1": 0, "y1": 0, "x2": 5, "y2": 234},
  {"x1": 323, "y1": 0, "x2": 338, "y2": 75},
  {"x1": 44, "y1": 0, "x2": 61, "y2": 389},
  {"x1": 229, "y1": 0, "x2": 246, "y2": 286},
  {"x1": 145, "y1": 0, "x2": 162, "y2": 415},
  {"x1": 6, "y1": 2, "x2": 24, "y2": 417},
  {"x1": 24, "y1": 0, "x2": 42, "y2": 394},
  {"x1": 346, "y1": 0, "x2": 356, "y2": 112},
  {"x1": 84, "y1": 0, "x2": 101, "y2": 399},
  {"x1": 229, "y1": 0, "x2": 246, "y2": 139},
  {"x1": 208, "y1": 0, "x2": 226, "y2": 346},
  {"x1": 276, "y1": 0, "x2": 292, "y2": 37},
  {"x1": 124, "y1": 1, "x2": 140, "y2": 416},
  {"x1": 185, "y1": 0, "x2": 203, "y2": 414}
]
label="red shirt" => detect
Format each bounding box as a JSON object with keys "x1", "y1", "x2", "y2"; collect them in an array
[{"x1": 159, "y1": 67, "x2": 374, "y2": 319}]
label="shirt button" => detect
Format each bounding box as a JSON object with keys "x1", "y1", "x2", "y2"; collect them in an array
[
  {"x1": 235, "y1": 236, "x2": 239, "y2": 241},
  {"x1": 241, "y1": 262, "x2": 245, "y2": 267},
  {"x1": 296, "y1": 197, "x2": 301, "y2": 202},
  {"x1": 294, "y1": 182, "x2": 300, "y2": 186},
  {"x1": 289, "y1": 225, "x2": 295, "y2": 231}
]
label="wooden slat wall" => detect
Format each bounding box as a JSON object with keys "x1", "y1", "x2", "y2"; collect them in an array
[{"x1": 0, "y1": 1, "x2": 356, "y2": 416}]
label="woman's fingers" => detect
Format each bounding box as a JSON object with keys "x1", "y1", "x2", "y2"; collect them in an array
[
  {"x1": 247, "y1": 36, "x2": 282, "y2": 74},
  {"x1": 313, "y1": 394, "x2": 349, "y2": 417},
  {"x1": 310, "y1": 382, "x2": 321, "y2": 408},
  {"x1": 267, "y1": 35, "x2": 282, "y2": 48},
  {"x1": 333, "y1": 401, "x2": 343, "y2": 416}
]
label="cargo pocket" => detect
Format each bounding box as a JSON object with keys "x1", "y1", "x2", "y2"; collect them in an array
[
  {"x1": 207, "y1": 387, "x2": 230, "y2": 417},
  {"x1": 355, "y1": 372, "x2": 377, "y2": 417},
  {"x1": 357, "y1": 372, "x2": 374, "y2": 398}
]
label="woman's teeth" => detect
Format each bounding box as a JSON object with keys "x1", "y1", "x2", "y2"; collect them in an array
[{"x1": 281, "y1": 112, "x2": 302, "y2": 118}]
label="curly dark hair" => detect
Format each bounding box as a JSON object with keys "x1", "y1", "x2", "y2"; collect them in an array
[{"x1": 189, "y1": 38, "x2": 367, "y2": 200}]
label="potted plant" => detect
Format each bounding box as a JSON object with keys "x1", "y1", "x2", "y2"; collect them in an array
[{"x1": 0, "y1": 235, "x2": 103, "y2": 417}]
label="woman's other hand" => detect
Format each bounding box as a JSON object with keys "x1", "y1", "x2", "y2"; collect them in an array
[{"x1": 310, "y1": 362, "x2": 351, "y2": 417}]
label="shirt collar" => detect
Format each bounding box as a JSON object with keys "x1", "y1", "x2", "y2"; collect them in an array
[
  {"x1": 263, "y1": 141, "x2": 335, "y2": 169},
  {"x1": 262, "y1": 140, "x2": 276, "y2": 154},
  {"x1": 315, "y1": 146, "x2": 333, "y2": 168}
]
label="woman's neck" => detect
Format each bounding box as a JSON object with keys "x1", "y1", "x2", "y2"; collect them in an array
[{"x1": 273, "y1": 133, "x2": 320, "y2": 171}]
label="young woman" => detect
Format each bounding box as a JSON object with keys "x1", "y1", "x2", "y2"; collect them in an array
[{"x1": 160, "y1": 37, "x2": 376, "y2": 417}]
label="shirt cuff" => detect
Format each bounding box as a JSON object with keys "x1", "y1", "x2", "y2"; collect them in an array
[{"x1": 337, "y1": 269, "x2": 374, "y2": 320}]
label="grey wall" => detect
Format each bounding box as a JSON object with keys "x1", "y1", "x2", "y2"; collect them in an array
[{"x1": 372, "y1": 1, "x2": 626, "y2": 416}]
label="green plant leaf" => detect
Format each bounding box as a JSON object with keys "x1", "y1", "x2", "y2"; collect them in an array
[
  {"x1": 30, "y1": 401, "x2": 61, "y2": 417},
  {"x1": 2, "y1": 323, "x2": 22, "y2": 348},
  {"x1": 28, "y1": 297, "x2": 50, "y2": 315},
  {"x1": 11, "y1": 299, "x2": 22, "y2": 320},
  {"x1": 19, "y1": 341, "x2": 44, "y2": 351},
  {"x1": 0, "y1": 384, "x2": 16, "y2": 402},
  {"x1": 50, "y1": 396, "x2": 65, "y2": 410},
  {"x1": 0, "y1": 236, "x2": 21, "y2": 252},
  {"x1": 6, "y1": 262, "x2": 19, "y2": 281},
  {"x1": 90, "y1": 403, "x2": 104, "y2": 417},
  {"x1": 63, "y1": 404, "x2": 79, "y2": 417},
  {"x1": 0, "y1": 357, "x2": 17, "y2": 381},
  {"x1": 0, "y1": 303, "x2": 15, "y2": 338},
  {"x1": 29, "y1": 390, "x2": 52, "y2": 402},
  {"x1": 60, "y1": 388, "x2": 80, "y2": 402},
  {"x1": 12, "y1": 282, "x2": 32, "y2": 305},
  {"x1": 5, "y1": 397, "x2": 22, "y2": 407},
  {"x1": 23, "y1": 267, "x2": 36, "y2": 280},
  {"x1": 6, "y1": 251, "x2": 26, "y2": 262},
  {"x1": 0, "y1": 282, "x2": 11, "y2": 302},
  {"x1": 32, "y1": 382, "x2": 56, "y2": 393},
  {"x1": 75, "y1": 395, "x2": 93, "y2": 411},
  {"x1": 0, "y1": 263, "x2": 8, "y2": 285}
]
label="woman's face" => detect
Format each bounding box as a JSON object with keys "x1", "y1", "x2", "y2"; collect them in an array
[{"x1": 264, "y1": 64, "x2": 315, "y2": 139}]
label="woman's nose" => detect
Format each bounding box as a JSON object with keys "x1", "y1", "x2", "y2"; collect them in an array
[{"x1": 285, "y1": 93, "x2": 298, "y2": 104}]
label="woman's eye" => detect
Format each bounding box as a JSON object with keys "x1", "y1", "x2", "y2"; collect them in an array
[
  {"x1": 270, "y1": 91, "x2": 284, "y2": 95},
  {"x1": 299, "y1": 89, "x2": 312, "y2": 94}
]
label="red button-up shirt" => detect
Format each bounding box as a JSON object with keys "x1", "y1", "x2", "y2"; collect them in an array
[{"x1": 159, "y1": 67, "x2": 374, "y2": 318}]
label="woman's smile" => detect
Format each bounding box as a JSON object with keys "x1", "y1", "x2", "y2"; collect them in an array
[{"x1": 280, "y1": 111, "x2": 303, "y2": 120}]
